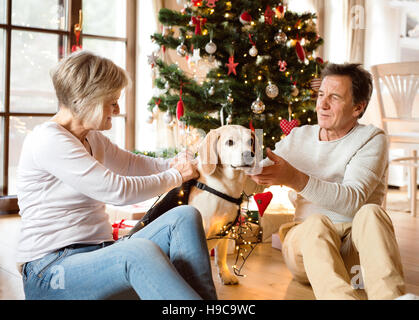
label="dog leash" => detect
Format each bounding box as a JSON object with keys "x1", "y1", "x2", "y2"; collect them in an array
[{"x1": 192, "y1": 180, "x2": 243, "y2": 205}]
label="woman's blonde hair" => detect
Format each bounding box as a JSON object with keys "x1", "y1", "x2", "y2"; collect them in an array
[{"x1": 50, "y1": 50, "x2": 131, "y2": 126}]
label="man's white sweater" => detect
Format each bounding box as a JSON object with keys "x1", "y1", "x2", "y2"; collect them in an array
[
  {"x1": 16, "y1": 122, "x2": 183, "y2": 263},
  {"x1": 266, "y1": 124, "x2": 388, "y2": 224}
]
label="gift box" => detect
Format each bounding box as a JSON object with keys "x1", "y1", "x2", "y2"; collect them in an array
[
  {"x1": 106, "y1": 197, "x2": 157, "y2": 222},
  {"x1": 256, "y1": 186, "x2": 295, "y2": 242},
  {"x1": 271, "y1": 232, "x2": 283, "y2": 250},
  {"x1": 236, "y1": 222, "x2": 262, "y2": 245},
  {"x1": 260, "y1": 210, "x2": 294, "y2": 242},
  {"x1": 112, "y1": 219, "x2": 140, "y2": 240}
]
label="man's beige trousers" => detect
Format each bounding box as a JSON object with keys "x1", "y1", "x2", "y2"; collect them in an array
[{"x1": 280, "y1": 204, "x2": 406, "y2": 300}]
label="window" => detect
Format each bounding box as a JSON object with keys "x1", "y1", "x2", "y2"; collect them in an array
[{"x1": 0, "y1": 0, "x2": 136, "y2": 196}]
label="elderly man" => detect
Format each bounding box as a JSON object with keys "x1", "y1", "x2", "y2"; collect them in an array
[{"x1": 249, "y1": 63, "x2": 407, "y2": 300}]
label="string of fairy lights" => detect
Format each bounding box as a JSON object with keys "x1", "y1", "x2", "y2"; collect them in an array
[{"x1": 206, "y1": 193, "x2": 263, "y2": 277}]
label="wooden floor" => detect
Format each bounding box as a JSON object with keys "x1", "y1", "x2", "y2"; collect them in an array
[{"x1": 0, "y1": 188, "x2": 418, "y2": 300}]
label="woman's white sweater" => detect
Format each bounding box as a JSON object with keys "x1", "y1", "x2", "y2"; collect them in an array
[{"x1": 16, "y1": 122, "x2": 182, "y2": 263}]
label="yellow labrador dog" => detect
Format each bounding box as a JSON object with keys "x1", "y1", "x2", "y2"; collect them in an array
[{"x1": 190, "y1": 125, "x2": 265, "y2": 285}]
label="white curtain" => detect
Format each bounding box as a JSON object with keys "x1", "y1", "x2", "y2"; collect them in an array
[
  {"x1": 346, "y1": 0, "x2": 366, "y2": 63},
  {"x1": 311, "y1": 0, "x2": 366, "y2": 64},
  {"x1": 135, "y1": 0, "x2": 180, "y2": 153}
]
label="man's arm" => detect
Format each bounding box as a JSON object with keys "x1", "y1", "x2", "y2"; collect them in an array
[
  {"x1": 249, "y1": 133, "x2": 388, "y2": 217},
  {"x1": 248, "y1": 149, "x2": 309, "y2": 192}
]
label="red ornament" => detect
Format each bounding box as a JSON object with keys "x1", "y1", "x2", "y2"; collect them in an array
[
  {"x1": 206, "y1": 0, "x2": 218, "y2": 8},
  {"x1": 71, "y1": 29, "x2": 82, "y2": 52},
  {"x1": 278, "y1": 60, "x2": 287, "y2": 72},
  {"x1": 275, "y1": 5, "x2": 285, "y2": 19},
  {"x1": 225, "y1": 55, "x2": 239, "y2": 76},
  {"x1": 239, "y1": 11, "x2": 252, "y2": 25},
  {"x1": 295, "y1": 41, "x2": 306, "y2": 62},
  {"x1": 192, "y1": 0, "x2": 202, "y2": 6},
  {"x1": 176, "y1": 99, "x2": 184, "y2": 121},
  {"x1": 264, "y1": 5, "x2": 274, "y2": 25},
  {"x1": 310, "y1": 78, "x2": 322, "y2": 92},
  {"x1": 253, "y1": 192, "x2": 273, "y2": 217},
  {"x1": 191, "y1": 16, "x2": 207, "y2": 35},
  {"x1": 177, "y1": 84, "x2": 185, "y2": 120},
  {"x1": 249, "y1": 120, "x2": 255, "y2": 132},
  {"x1": 280, "y1": 119, "x2": 299, "y2": 135}
]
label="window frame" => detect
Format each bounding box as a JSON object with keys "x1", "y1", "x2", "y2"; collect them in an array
[{"x1": 0, "y1": 0, "x2": 136, "y2": 196}]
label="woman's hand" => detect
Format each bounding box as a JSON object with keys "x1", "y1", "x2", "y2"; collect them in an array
[
  {"x1": 169, "y1": 150, "x2": 195, "y2": 168},
  {"x1": 248, "y1": 148, "x2": 309, "y2": 192},
  {"x1": 174, "y1": 160, "x2": 200, "y2": 183}
]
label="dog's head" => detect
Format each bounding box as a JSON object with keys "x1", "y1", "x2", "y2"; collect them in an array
[{"x1": 198, "y1": 125, "x2": 263, "y2": 176}]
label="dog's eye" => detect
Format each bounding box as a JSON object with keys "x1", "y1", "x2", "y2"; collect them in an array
[{"x1": 226, "y1": 139, "x2": 234, "y2": 146}]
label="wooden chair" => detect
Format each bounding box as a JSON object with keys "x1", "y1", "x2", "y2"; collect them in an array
[{"x1": 371, "y1": 61, "x2": 419, "y2": 217}]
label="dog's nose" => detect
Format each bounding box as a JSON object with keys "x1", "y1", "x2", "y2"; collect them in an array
[{"x1": 242, "y1": 151, "x2": 255, "y2": 165}]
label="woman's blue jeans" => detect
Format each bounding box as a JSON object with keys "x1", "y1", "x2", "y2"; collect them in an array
[{"x1": 22, "y1": 205, "x2": 217, "y2": 300}]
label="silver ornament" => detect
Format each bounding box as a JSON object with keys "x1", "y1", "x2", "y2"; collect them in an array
[
  {"x1": 265, "y1": 82, "x2": 279, "y2": 99},
  {"x1": 145, "y1": 113, "x2": 154, "y2": 124},
  {"x1": 251, "y1": 98, "x2": 265, "y2": 114},
  {"x1": 152, "y1": 104, "x2": 160, "y2": 114},
  {"x1": 205, "y1": 41, "x2": 217, "y2": 55},
  {"x1": 208, "y1": 86, "x2": 215, "y2": 96},
  {"x1": 226, "y1": 114, "x2": 233, "y2": 124},
  {"x1": 163, "y1": 110, "x2": 173, "y2": 124},
  {"x1": 291, "y1": 85, "x2": 299, "y2": 97},
  {"x1": 249, "y1": 45, "x2": 258, "y2": 57},
  {"x1": 274, "y1": 30, "x2": 287, "y2": 44},
  {"x1": 227, "y1": 93, "x2": 234, "y2": 104},
  {"x1": 176, "y1": 43, "x2": 188, "y2": 57}
]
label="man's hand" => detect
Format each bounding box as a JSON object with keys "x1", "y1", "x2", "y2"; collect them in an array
[{"x1": 247, "y1": 148, "x2": 309, "y2": 192}]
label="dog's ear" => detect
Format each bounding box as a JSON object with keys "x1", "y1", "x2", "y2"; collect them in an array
[{"x1": 198, "y1": 128, "x2": 219, "y2": 175}]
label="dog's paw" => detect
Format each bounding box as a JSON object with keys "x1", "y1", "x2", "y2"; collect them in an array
[{"x1": 218, "y1": 271, "x2": 239, "y2": 285}]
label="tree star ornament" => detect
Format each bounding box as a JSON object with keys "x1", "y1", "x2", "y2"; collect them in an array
[
  {"x1": 225, "y1": 55, "x2": 239, "y2": 76},
  {"x1": 147, "y1": 52, "x2": 158, "y2": 68}
]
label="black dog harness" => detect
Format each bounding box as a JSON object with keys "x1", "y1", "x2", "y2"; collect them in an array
[{"x1": 128, "y1": 179, "x2": 243, "y2": 238}]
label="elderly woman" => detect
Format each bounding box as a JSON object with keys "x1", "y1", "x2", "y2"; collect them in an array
[{"x1": 16, "y1": 51, "x2": 217, "y2": 300}]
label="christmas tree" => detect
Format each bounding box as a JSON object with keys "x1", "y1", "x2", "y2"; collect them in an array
[{"x1": 147, "y1": 0, "x2": 324, "y2": 151}]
